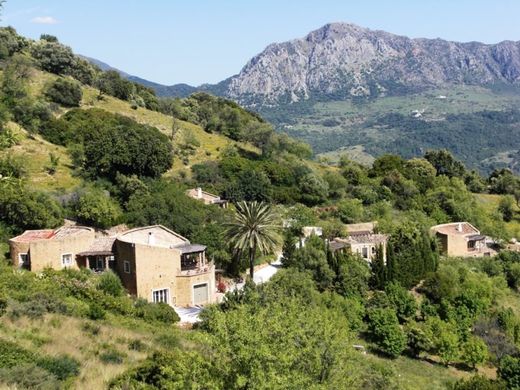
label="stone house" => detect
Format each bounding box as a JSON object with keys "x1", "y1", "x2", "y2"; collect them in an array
[
  {"x1": 430, "y1": 222, "x2": 493, "y2": 257},
  {"x1": 329, "y1": 221, "x2": 388, "y2": 262},
  {"x1": 9, "y1": 224, "x2": 215, "y2": 307},
  {"x1": 331, "y1": 233, "x2": 388, "y2": 262},
  {"x1": 186, "y1": 187, "x2": 228, "y2": 208},
  {"x1": 9, "y1": 226, "x2": 95, "y2": 272}
]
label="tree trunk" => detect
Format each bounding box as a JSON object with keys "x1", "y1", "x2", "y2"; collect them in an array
[{"x1": 249, "y1": 242, "x2": 256, "y2": 280}]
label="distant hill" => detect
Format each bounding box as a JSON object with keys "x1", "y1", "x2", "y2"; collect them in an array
[
  {"x1": 83, "y1": 24, "x2": 520, "y2": 173},
  {"x1": 82, "y1": 56, "x2": 199, "y2": 97}
]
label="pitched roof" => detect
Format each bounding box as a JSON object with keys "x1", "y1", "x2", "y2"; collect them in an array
[
  {"x1": 77, "y1": 236, "x2": 116, "y2": 256},
  {"x1": 337, "y1": 233, "x2": 388, "y2": 245},
  {"x1": 10, "y1": 226, "x2": 93, "y2": 243},
  {"x1": 117, "y1": 225, "x2": 189, "y2": 248}
]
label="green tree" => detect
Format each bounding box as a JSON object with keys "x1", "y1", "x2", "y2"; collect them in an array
[
  {"x1": 299, "y1": 172, "x2": 329, "y2": 206},
  {"x1": 97, "y1": 270, "x2": 124, "y2": 297},
  {"x1": 225, "y1": 201, "x2": 280, "y2": 279},
  {"x1": 498, "y1": 195, "x2": 515, "y2": 222},
  {"x1": 462, "y1": 337, "x2": 488, "y2": 370},
  {"x1": 498, "y1": 355, "x2": 520, "y2": 389},
  {"x1": 44, "y1": 78, "x2": 82, "y2": 107},
  {"x1": 367, "y1": 307, "x2": 407, "y2": 358},
  {"x1": 370, "y1": 244, "x2": 387, "y2": 290},
  {"x1": 385, "y1": 281, "x2": 417, "y2": 323},
  {"x1": 73, "y1": 188, "x2": 121, "y2": 228},
  {"x1": 424, "y1": 149, "x2": 466, "y2": 178}
]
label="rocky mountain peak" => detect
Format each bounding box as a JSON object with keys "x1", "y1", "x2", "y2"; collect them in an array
[{"x1": 224, "y1": 22, "x2": 520, "y2": 105}]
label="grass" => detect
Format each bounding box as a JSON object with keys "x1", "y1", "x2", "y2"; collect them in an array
[
  {"x1": 1, "y1": 122, "x2": 81, "y2": 192},
  {"x1": 12, "y1": 67, "x2": 261, "y2": 189},
  {"x1": 0, "y1": 312, "x2": 191, "y2": 388},
  {"x1": 474, "y1": 193, "x2": 520, "y2": 239},
  {"x1": 364, "y1": 352, "x2": 469, "y2": 389}
]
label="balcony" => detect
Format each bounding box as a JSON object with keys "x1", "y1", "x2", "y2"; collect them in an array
[{"x1": 179, "y1": 261, "x2": 214, "y2": 277}]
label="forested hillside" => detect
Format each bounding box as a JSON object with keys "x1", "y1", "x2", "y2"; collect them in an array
[{"x1": 1, "y1": 23, "x2": 520, "y2": 390}]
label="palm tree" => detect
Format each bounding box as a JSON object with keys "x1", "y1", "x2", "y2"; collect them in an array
[{"x1": 225, "y1": 201, "x2": 280, "y2": 280}]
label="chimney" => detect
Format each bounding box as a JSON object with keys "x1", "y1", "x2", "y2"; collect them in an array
[
  {"x1": 148, "y1": 232, "x2": 155, "y2": 246},
  {"x1": 197, "y1": 187, "x2": 202, "y2": 199},
  {"x1": 457, "y1": 223, "x2": 463, "y2": 233}
]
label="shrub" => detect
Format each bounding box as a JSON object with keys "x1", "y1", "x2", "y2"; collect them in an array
[
  {"x1": 73, "y1": 188, "x2": 121, "y2": 229},
  {"x1": 0, "y1": 339, "x2": 34, "y2": 367},
  {"x1": 0, "y1": 295, "x2": 7, "y2": 316},
  {"x1": 498, "y1": 355, "x2": 520, "y2": 389},
  {"x1": 97, "y1": 271, "x2": 124, "y2": 297},
  {"x1": 128, "y1": 339, "x2": 146, "y2": 352},
  {"x1": 135, "y1": 301, "x2": 180, "y2": 324},
  {"x1": 367, "y1": 308, "x2": 407, "y2": 358},
  {"x1": 449, "y1": 375, "x2": 506, "y2": 390},
  {"x1": 8, "y1": 293, "x2": 67, "y2": 319},
  {"x1": 37, "y1": 355, "x2": 80, "y2": 380},
  {"x1": 44, "y1": 78, "x2": 82, "y2": 107},
  {"x1": 99, "y1": 349, "x2": 126, "y2": 364},
  {"x1": 88, "y1": 302, "x2": 106, "y2": 320},
  {"x1": 82, "y1": 321, "x2": 101, "y2": 336},
  {"x1": 0, "y1": 364, "x2": 60, "y2": 390},
  {"x1": 462, "y1": 337, "x2": 488, "y2": 369}
]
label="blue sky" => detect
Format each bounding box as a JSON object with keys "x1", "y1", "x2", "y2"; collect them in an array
[{"x1": 4, "y1": 1, "x2": 520, "y2": 85}]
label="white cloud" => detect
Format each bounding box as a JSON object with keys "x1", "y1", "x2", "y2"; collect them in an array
[{"x1": 30, "y1": 16, "x2": 58, "y2": 25}]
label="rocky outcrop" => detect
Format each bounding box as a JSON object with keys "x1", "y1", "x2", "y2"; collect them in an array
[{"x1": 223, "y1": 23, "x2": 520, "y2": 105}]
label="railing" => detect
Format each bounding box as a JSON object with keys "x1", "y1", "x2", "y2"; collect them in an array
[{"x1": 179, "y1": 262, "x2": 214, "y2": 277}]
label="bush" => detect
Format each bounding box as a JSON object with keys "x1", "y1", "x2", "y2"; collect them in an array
[
  {"x1": 367, "y1": 308, "x2": 407, "y2": 358},
  {"x1": 128, "y1": 339, "x2": 146, "y2": 352},
  {"x1": 0, "y1": 339, "x2": 34, "y2": 367},
  {"x1": 99, "y1": 349, "x2": 126, "y2": 364},
  {"x1": 97, "y1": 271, "x2": 124, "y2": 297},
  {"x1": 88, "y1": 302, "x2": 106, "y2": 320},
  {"x1": 498, "y1": 355, "x2": 520, "y2": 389},
  {"x1": 8, "y1": 293, "x2": 67, "y2": 319},
  {"x1": 73, "y1": 188, "x2": 121, "y2": 229},
  {"x1": 37, "y1": 355, "x2": 80, "y2": 380},
  {"x1": 135, "y1": 300, "x2": 180, "y2": 324},
  {"x1": 0, "y1": 295, "x2": 7, "y2": 316},
  {"x1": 44, "y1": 78, "x2": 82, "y2": 107},
  {"x1": 449, "y1": 375, "x2": 506, "y2": 390},
  {"x1": 0, "y1": 364, "x2": 60, "y2": 390}
]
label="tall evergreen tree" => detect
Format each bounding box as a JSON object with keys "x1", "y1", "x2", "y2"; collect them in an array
[{"x1": 370, "y1": 244, "x2": 387, "y2": 290}]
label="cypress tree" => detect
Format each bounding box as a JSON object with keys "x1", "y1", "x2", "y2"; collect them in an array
[{"x1": 370, "y1": 244, "x2": 386, "y2": 290}]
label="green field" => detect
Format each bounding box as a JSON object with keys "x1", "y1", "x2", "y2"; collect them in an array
[{"x1": 265, "y1": 85, "x2": 520, "y2": 172}]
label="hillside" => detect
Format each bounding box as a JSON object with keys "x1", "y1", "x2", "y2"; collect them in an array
[
  {"x1": 0, "y1": 68, "x2": 259, "y2": 193},
  {"x1": 108, "y1": 22, "x2": 520, "y2": 173}
]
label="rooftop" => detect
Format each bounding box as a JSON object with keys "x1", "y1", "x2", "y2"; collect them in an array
[
  {"x1": 77, "y1": 236, "x2": 116, "y2": 256},
  {"x1": 10, "y1": 226, "x2": 93, "y2": 243},
  {"x1": 117, "y1": 225, "x2": 189, "y2": 248},
  {"x1": 338, "y1": 233, "x2": 388, "y2": 245},
  {"x1": 430, "y1": 222, "x2": 480, "y2": 236}
]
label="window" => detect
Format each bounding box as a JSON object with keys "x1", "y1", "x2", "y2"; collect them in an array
[
  {"x1": 18, "y1": 253, "x2": 28, "y2": 268},
  {"x1": 152, "y1": 288, "x2": 169, "y2": 304},
  {"x1": 61, "y1": 253, "x2": 73, "y2": 268},
  {"x1": 96, "y1": 256, "x2": 104, "y2": 270},
  {"x1": 362, "y1": 247, "x2": 368, "y2": 259},
  {"x1": 123, "y1": 261, "x2": 131, "y2": 274}
]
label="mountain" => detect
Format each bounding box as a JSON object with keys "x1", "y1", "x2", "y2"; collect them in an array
[
  {"x1": 82, "y1": 24, "x2": 520, "y2": 173},
  {"x1": 223, "y1": 22, "x2": 520, "y2": 105}
]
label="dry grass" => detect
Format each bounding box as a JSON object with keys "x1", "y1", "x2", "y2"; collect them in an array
[
  {"x1": 0, "y1": 313, "x2": 158, "y2": 388},
  {"x1": 1, "y1": 122, "x2": 81, "y2": 192}
]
